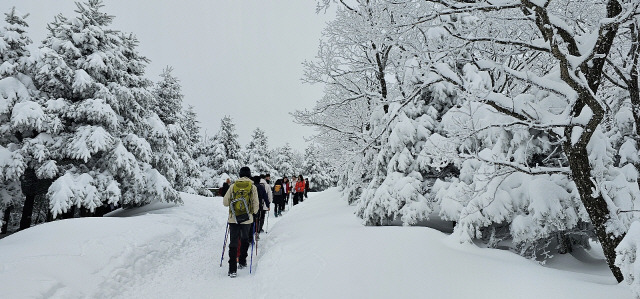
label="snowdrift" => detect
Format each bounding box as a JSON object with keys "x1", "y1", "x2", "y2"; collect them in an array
[{"x1": 0, "y1": 193, "x2": 223, "y2": 298}]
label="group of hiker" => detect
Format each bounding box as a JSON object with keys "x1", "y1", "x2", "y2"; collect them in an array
[{"x1": 220, "y1": 166, "x2": 310, "y2": 277}]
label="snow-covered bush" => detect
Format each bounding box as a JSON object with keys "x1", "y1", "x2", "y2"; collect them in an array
[{"x1": 616, "y1": 221, "x2": 640, "y2": 298}]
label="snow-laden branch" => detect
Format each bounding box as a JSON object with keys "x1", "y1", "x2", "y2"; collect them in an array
[
  {"x1": 460, "y1": 153, "x2": 571, "y2": 175},
  {"x1": 476, "y1": 59, "x2": 578, "y2": 100},
  {"x1": 408, "y1": 1, "x2": 520, "y2": 26}
]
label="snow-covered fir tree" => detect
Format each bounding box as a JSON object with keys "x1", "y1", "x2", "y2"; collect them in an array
[
  {"x1": 243, "y1": 127, "x2": 273, "y2": 175},
  {"x1": 31, "y1": 0, "x2": 180, "y2": 219},
  {"x1": 182, "y1": 105, "x2": 201, "y2": 147},
  {"x1": 197, "y1": 115, "x2": 242, "y2": 187},
  {"x1": 0, "y1": 7, "x2": 55, "y2": 231},
  {"x1": 151, "y1": 67, "x2": 207, "y2": 195},
  {"x1": 301, "y1": 143, "x2": 334, "y2": 191},
  {"x1": 272, "y1": 143, "x2": 296, "y2": 178}
]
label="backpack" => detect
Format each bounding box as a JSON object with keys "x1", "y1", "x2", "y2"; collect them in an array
[
  {"x1": 229, "y1": 181, "x2": 253, "y2": 223},
  {"x1": 274, "y1": 184, "x2": 282, "y2": 196}
]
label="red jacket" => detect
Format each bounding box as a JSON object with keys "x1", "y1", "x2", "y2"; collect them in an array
[{"x1": 295, "y1": 181, "x2": 305, "y2": 193}]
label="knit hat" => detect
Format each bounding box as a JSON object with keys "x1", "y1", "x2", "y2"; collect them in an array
[{"x1": 239, "y1": 166, "x2": 251, "y2": 178}]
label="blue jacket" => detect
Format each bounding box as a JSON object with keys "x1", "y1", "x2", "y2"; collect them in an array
[{"x1": 256, "y1": 183, "x2": 269, "y2": 208}]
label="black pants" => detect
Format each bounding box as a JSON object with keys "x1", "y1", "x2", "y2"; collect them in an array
[
  {"x1": 273, "y1": 199, "x2": 285, "y2": 215},
  {"x1": 228, "y1": 223, "x2": 252, "y2": 273},
  {"x1": 293, "y1": 193, "x2": 302, "y2": 205}
]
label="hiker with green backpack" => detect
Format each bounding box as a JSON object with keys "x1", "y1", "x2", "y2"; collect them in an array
[{"x1": 223, "y1": 166, "x2": 259, "y2": 278}]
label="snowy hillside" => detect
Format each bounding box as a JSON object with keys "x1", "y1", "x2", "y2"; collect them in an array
[{"x1": 0, "y1": 189, "x2": 632, "y2": 298}]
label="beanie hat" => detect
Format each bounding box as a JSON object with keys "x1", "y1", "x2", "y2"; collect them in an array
[{"x1": 239, "y1": 166, "x2": 251, "y2": 178}]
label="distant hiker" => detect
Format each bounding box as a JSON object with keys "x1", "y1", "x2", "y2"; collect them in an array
[
  {"x1": 258, "y1": 174, "x2": 272, "y2": 234},
  {"x1": 252, "y1": 176, "x2": 269, "y2": 240},
  {"x1": 219, "y1": 178, "x2": 231, "y2": 197},
  {"x1": 283, "y1": 176, "x2": 291, "y2": 206},
  {"x1": 264, "y1": 173, "x2": 271, "y2": 184},
  {"x1": 294, "y1": 175, "x2": 305, "y2": 205},
  {"x1": 223, "y1": 166, "x2": 259, "y2": 278},
  {"x1": 272, "y1": 179, "x2": 285, "y2": 217},
  {"x1": 304, "y1": 178, "x2": 310, "y2": 199},
  {"x1": 291, "y1": 176, "x2": 298, "y2": 202}
]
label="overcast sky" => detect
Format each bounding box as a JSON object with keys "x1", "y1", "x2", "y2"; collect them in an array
[{"x1": 3, "y1": 0, "x2": 334, "y2": 152}]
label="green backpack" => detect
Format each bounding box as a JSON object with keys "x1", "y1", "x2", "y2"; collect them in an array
[{"x1": 230, "y1": 181, "x2": 253, "y2": 223}]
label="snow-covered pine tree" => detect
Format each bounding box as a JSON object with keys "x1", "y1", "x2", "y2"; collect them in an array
[
  {"x1": 32, "y1": 0, "x2": 180, "y2": 219},
  {"x1": 151, "y1": 67, "x2": 207, "y2": 195},
  {"x1": 215, "y1": 115, "x2": 242, "y2": 179},
  {"x1": 182, "y1": 105, "x2": 201, "y2": 147},
  {"x1": 0, "y1": 7, "x2": 54, "y2": 232},
  {"x1": 272, "y1": 143, "x2": 296, "y2": 178},
  {"x1": 197, "y1": 115, "x2": 242, "y2": 187},
  {"x1": 302, "y1": 143, "x2": 334, "y2": 191},
  {"x1": 195, "y1": 134, "x2": 218, "y2": 188},
  {"x1": 244, "y1": 127, "x2": 273, "y2": 175}
]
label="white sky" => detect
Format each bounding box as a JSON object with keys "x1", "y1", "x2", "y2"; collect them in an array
[{"x1": 3, "y1": 0, "x2": 334, "y2": 151}]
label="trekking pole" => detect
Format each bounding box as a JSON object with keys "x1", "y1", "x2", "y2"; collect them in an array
[
  {"x1": 219, "y1": 223, "x2": 229, "y2": 267},
  {"x1": 255, "y1": 217, "x2": 259, "y2": 255},
  {"x1": 250, "y1": 222, "x2": 255, "y2": 274}
]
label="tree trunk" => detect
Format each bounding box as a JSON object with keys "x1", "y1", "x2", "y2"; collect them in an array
[
  {"x1": 557, "y1": 232, "x2": 573, "y2": 254},
  {"x1": 20, "y1": 168, "x2": 54, "y2": 230},
  {"x1": 566, "y1": 146, "x2": 624, "y2": 282},
  {"x1": 19, "y1": 193, "x2": 35, "y2": 231},
  {"x1": 62, "y1": 206, "x2": 75, "y2": 219},
  {"x1": 1, "y1": 205, "x2": 11, "y2": 234}
]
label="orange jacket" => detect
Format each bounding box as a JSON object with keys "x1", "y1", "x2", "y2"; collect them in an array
[{"x1": 295, "y1": 181, "x2": 305, "y2": 193}]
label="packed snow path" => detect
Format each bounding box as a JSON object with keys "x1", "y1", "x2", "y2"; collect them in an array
[
  {"x1": 115, "y1": 189, "x2": 631, "y2": 299},
  {"x1": 0, "y1": 189, "x2": 633, "y2": 298}
]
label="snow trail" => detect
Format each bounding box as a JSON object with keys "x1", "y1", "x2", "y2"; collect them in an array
[{"x1": 114, "y1": 189, "x2": 632, "y2": 299}]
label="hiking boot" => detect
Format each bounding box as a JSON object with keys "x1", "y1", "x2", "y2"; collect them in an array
[
  {"x1": 238, "y1": 263, "x2": 247, "y2": 269},
  {"x1": 228, "y1": 271, "x2": 237, "y2": 278}
]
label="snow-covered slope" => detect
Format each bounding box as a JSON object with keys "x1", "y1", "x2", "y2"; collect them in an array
[
  {"x1": 0, "y1": 195, "x2": 222, "y2": 298},
  {"x1": 0, "y1": 190, "x2": 633, "y2": 298}
]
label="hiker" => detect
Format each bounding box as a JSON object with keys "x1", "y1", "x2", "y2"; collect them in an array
[
  {"x1": 223, "y1": 166, "x2": 259, "y2": 278},
  {"x1": 294, "y1": 175, "x2": 305, "y2": 205},
  {"x1": 252, "y1": 176, "x2": 269, "y2": 240},
  {"x1": 283, "y1": 176, "x2": 291, "y2": 207},
  {"x1": 272, "y1": 179, "x2": 285, "y2": 217},
  {"x1": 219, "y1": 178, "x2": 231, "y2": 197},
  {"x1": 258, "y1": 174, "x2": 272, "y2": 234},
  {"x1": 304, "y1": 178, "x2": 310, "y2": 199},
  {"x1": 291, "y1": 176, "x2": 298, "y2": 204},
  {"x1": 264, "y1": 173, "x2": 272, "y2": 185}
]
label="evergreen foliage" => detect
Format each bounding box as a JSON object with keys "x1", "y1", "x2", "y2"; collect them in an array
[
  {"x1": 243, "y1": 127, "x2": 273, "y2": 175},
  {"x1": 31, "y1": 0, "x2": 181, "y2": 216}
]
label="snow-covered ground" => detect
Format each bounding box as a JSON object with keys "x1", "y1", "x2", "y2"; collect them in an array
[{"x1": 0, "y1": 189, "x2": 633, "y2": 298}]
